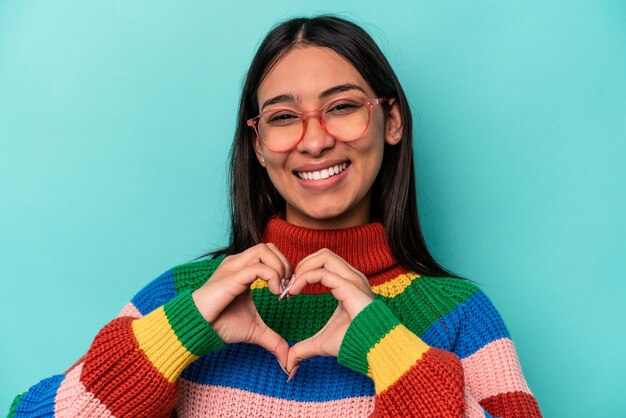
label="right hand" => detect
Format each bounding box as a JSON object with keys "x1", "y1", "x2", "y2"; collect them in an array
[{"x1": 192, "y1": 243, "x2": 291, "y2": 369}]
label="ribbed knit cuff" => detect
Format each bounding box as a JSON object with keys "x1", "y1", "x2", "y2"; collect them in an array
[
  {"x1": 338, "y1": 299, "x2": 400, "y2": 375},
  {"x1": 163, "y1": 290, "x2": 225, "y2": 356},
  {"x1": 8, "y1": 392, "x2": 23, "y2": 417},
  {"x1": 131, "y1": 291, "x2": 226, "y2": 383}
]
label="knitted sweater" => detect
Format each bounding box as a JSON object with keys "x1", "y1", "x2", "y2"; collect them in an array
[{"x1": 9, "y1": 217, "x2": 541, "y2": 417}]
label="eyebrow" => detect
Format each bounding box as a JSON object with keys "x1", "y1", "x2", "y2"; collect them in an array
[
  {"x1": 260, "y1": 83, "x2": 367, "y2": 111},
  {"x1": 261, "y1": 93, "x2": 298, "y2": 111},
  {"x1": 319, "y1": 83, "x2": 367, "y2": 99}
]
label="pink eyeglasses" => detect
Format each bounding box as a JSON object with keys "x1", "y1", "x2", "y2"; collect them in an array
[{"x1": 247, "y1": 96, "x2": 388, "y2": 152}]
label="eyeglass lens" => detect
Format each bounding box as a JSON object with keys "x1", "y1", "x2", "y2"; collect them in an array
[{"x1": 257, "y1": 98, "x2": 370, "y2": 151}]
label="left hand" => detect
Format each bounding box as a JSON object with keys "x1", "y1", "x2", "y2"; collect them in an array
[{"x1": 284, "y1": 248, "x2": 375, "y2": 374}]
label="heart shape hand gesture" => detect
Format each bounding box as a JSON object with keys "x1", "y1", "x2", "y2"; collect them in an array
[
  {"x1": 192, "y1": 244, "x2": 375, "y2": 380},
  {"x1": 281, "y1": 248, "x2": 375, "y2": 379},
  {"x1": 192, "y1": 244, "x2": 292, "y2": 368}
]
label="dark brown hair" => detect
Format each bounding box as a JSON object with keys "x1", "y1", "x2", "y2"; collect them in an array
[{"x1": 204, "y1": 15, "x2": 459, "y2": 278}]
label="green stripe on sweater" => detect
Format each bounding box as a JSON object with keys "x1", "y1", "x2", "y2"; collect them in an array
[
  {"x1": 8, "y1": 392, "x2": 24, "y2": 418},
  {"x1": 385, "y1": 276, "x2": 479, "y2": 337},
  {"x1": 252, "y1": 289, "x2": 338, "y2": 341},
  {"x1": 164, "y1": 291, "x2": 225, "y2": 356},
  {"x1": 172, "y1": 256, "x2": 225, "y2": 293},
  {"x1": 338, "y1": 299, "x2": 401, "y2": 375}
]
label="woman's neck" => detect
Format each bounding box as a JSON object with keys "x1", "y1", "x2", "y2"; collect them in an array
[
  {"x1": 261, "y1": 216, "x2": 396, "y2": 277},
  {"x1": 284, "y1": 192, "x2": 372, "y2": 230}
]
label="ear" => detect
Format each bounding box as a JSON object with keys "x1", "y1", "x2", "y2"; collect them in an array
[
  {"x1": 384, "y1": 98, "x2": 403, "y2": 145},
  {"x1": 254, "y1": 137, "x2": 266, "y2": 168}
]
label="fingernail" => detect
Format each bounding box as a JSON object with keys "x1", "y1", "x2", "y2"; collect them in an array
[
  {"x1": 286, "y1": 365, "x2": 300, "y2": 382},
  {"x1": 279, "y1": 274, "x2": 295, "y2": 301},
  {"x1": 277, "y1": 358, "x2": 289, "y2": 376}
]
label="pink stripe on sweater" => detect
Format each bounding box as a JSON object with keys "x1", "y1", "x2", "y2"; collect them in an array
[
  {"x1": 116, "y1": 302, "x2": 142, "y2": 319},
  {"x1": 54, "y1": 363, "x2": 114, "y2": 417},
  {"x1": 176, "y1": 379, "x2": 375, "y2": 418},
  {"x1": 461, "y1": 337, "x2": 532, "y2": 402},
  {"x1": 464, "y1": 389, "x2": 487, "y2": 418}
]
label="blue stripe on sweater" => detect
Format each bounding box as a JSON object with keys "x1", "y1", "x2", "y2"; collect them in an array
[
  {"x1": 131, "y1": 269, "x2": 177, "y2": 315},
  {"x1": 13, "y1": 374, "x2": 64, "y2": 417},
  {"x1": 418, "y1": 297, "x2": 465, "y2": 351},
  {"x1": 181, "y1": 342, "x2": 375, "y2": 402},
  {"x1": 420, "y1": 290, "x2": 511, "y2": 359}
]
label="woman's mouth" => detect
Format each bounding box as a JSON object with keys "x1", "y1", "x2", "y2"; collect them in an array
[{"x1": 295, "y1": 162, "x2": 350, "y2": 180}]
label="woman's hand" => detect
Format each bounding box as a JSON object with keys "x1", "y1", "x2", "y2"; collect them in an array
[
  {"x1": 192, "y1": 243, "x2": 291, "y2": 370},
  {"x1": 284, "y1": 248, "x2": 375, "y2": 376}
]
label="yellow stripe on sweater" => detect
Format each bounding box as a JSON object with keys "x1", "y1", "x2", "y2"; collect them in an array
[
  {"x1": 132, "y1": 307, "x2": 198, "y2": 383},
  {"x1": 250, "y1": 278, "x2": 267, "y2": 290},
  {"x1": 371, "y1": 272, "x2": 420, "y2": 298},
  {"x1": 367, "y1": 324, "x2": 430, "y2": 394},
  {"x1": 253, "y1": 274, "x2": 420, "y2": 296}
]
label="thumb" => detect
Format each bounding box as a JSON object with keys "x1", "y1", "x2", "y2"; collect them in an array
[
  {"x1": 250, "y1": 323, "x2": 289, "y2": 372},
  {"x1": 286, "y1": 336, "x2": 322, "y2": 374}
]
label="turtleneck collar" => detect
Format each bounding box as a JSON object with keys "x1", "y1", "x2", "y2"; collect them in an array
[{"x1": 261, "y1": 216, "x2": 398, "y2": 277}]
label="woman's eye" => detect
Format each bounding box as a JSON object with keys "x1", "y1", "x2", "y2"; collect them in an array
[
  {"x1": 327, "y1": 101, "x2": 361, "y2": 114},
  {"x1": 266, "y1": 112, "x2": 299, "y2": 125}
]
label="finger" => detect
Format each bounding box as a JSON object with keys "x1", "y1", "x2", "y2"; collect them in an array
[
  {"x1": 286, "y1": 337, "x2": 324, "y2": 373},
  {"x1": 265, "y1": 243, "x2": 292, "y2": 281},
  {"x1": 246, "y1": 244, "x2": 289, "y2": 281},
  {"x1": 296, "y1": 247, "x2": 329, "y2": 266},
  {"x1": 294, "y1": 248, "x2": 346, "y2": 274},
  {"x1": 289, "y1": 268, "x2": 350, "y2": 299},
  {"x1": 295, "y1": 250, "x2": 371, "y2": 299},
  {"x1": 295, "y1": 249, "x2": 361, "y2": 282},
  {"x1": 249, "y1": 321, "x2": 290, "y2": 371},
  {"x1": 290, "y1": 269, "x2": 373, "y2": 318},
  {"x1": 246, "y1": 244, "x2": 290, "y2": 294},
  {"x1": 205, "y1": 263, "x2": 283, "y2": 310},
  {"x1": 237, "y1": 263, "x2": 283, "y2": 295}
]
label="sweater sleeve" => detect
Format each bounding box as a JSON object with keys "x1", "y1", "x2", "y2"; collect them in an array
[
  {"x1": 455, "y1": 290, "x2": 542, "y2": 418},
  {"x1": 337, "y1": 298, "x2": 542, "y2": 418},
  {"x1": 338, "y1": 299, "x2": 465, "y2": 417},
  {"x1": 9, "y1": 285, "x2": 225, "y2": 417}
]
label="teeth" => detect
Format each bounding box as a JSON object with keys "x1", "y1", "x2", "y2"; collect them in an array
[{"x1": 297, "y1": 162, "x2": 348, "y2": 181}]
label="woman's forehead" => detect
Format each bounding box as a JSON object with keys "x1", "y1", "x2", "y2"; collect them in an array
[{"x1": 257, "y1": 46, "x2": 374, "y2": 106}]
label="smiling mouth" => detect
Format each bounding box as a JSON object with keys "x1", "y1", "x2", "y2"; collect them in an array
[{"x1": 295, "y1": 162, "x2": 350, "y2": 180}]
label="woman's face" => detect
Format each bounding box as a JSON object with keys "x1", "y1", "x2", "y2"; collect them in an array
[{"x1": 254, "y1": 46, "x2": 402, "y2": 229}]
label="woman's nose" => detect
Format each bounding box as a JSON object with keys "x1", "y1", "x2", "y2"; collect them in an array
[{"x1": 295, "y1": 116, "x2": 335, "y2": 156}]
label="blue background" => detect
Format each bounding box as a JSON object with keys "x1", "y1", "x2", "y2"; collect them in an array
[{"x1": 1, "y1": 1, "x2": 625, "y2": 416}]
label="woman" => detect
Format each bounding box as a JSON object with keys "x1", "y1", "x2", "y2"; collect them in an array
[{"x1": 9, "y1": 16, "x2": 542, "y2": 418}]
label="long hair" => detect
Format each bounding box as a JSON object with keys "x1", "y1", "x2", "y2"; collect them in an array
[{"x1": 204, "y1": 15, "x2": 459, "y2": 278}]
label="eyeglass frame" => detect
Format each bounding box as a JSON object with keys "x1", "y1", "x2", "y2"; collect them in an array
[{"x1": 246, "y1": 96, "x2": 389, "y2": 153}]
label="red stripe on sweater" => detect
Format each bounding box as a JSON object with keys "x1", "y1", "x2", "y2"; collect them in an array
[
  {"x1": 80, "y1": 317, "x2": 178, "y2": 418},
  {"x1": 480, "y1": 391, "x2": 542, "y2": 418},
  {"x1": 374, "y1": 347, "x2": 465, "y2": 417},
  {"x1": 368, "y1": 265, "x2": 410, "y2": 287}
]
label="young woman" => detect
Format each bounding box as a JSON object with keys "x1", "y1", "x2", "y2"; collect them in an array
[{"x1": 9, "y1": 16, "x2": 542, "y2": 418}]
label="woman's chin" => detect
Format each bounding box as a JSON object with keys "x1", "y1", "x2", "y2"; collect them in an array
[{"x1": 285, "y1": 203, "x2": 369, "y2": 229}]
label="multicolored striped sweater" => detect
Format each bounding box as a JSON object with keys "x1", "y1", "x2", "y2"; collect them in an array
[{"x1": 9, "y1": 217, "x2": 541, "y2": 417}]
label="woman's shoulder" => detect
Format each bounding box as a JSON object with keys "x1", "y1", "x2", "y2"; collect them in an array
[
  {"x1": 377, "y1": 271, "x2": 481, "y2": 307},
  {"x1": 380, "y1": 273, "x2": 494, "y2": 327},
  {"x1": 384, "y1": 273, "x2": 511, "y2": 351},
  {"x1": 407, "y1": 274, "x2": 501, "y2": 320},
  {"x1": 412, "y1": 274, "x2": 482, "y2": 302},
  {"x1": 125, "y1": 256, "x2": 225, "y2": 317}
]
